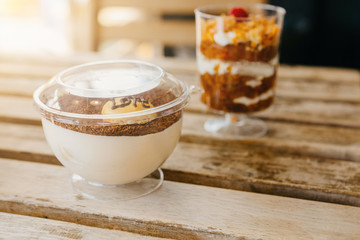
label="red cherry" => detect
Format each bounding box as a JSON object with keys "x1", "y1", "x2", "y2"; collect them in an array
[{"x1": 228, "y1": 7, "x2": 248, "y2": 18}]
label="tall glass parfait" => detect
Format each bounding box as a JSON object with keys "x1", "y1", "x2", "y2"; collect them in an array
[{"x1": 195, "y1": 4, "x2": 285, "y2": 138}]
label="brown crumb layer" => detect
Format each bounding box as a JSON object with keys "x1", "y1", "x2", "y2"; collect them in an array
[
  {"x1": 44, "y1": 88, "x2": 181, "y2": 136},
  {"x1": 200, "y1": 40, "x2": 277, "y2": 62},
  {"x1": 200, "y1": 72, "x2": 276, "y2": 113},
  {"x1": 49, "y1": 111, "x2": 181, "y2": 136},
  {"x1": 202, "y1": 97, "x2": 274, "y2": 112}
]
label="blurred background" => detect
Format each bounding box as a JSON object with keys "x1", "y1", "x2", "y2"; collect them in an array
[{"x1": 0, "y1": 0, "x2": 359, "y2": 69}]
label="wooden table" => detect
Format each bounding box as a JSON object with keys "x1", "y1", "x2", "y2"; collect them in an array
[{"x1": 0, "y1": 55, "x2": 359, "y2": 239}]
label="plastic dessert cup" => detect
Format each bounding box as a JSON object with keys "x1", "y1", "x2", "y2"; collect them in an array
[
  {"x1": 195, "y1": 4, "x2": 285, "y2": 138},
  {"x1": 33, "y1": 60, "x2": 190, "y2": 200}
]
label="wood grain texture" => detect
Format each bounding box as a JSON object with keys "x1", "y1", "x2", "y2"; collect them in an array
[
  {"x1": 1, "y1": 69, "x2": 359, "y2": 103},
  {"x1": 1, "y1": 88, "x2": 360, "y2": 129},
  {"x1": 0, "y1": 60, "x2": 358, "y2": 128},
  {"x1": 1, "y1": 122, "x2": 360, "y2": 206},
  {"x1": 0, "y1": 95, "x2": 39, "y2": 125},
  {"x1": 99, "y1": 21, "x2": 196, "y2": 45},
  {"x1": 0, "y1": 212, "x2": 166, "y2": 240},
  {"x1": 69, "y1": 0, "x2": 99, "y2": 52},
  {"x1": 276, "y1": 77, "x2": 360, "y2": 103},
  {"x1": 1, "y1": 158, "x2": 360, "y2": 240},
  {"x1": 0, "y1": 55, "x2": 359, "y2": 81},
  {"x1": 95, "y1": 0, "x2": 265, "y2": 49},
  {"x1": 99, "y1": 0, "x2": 265, "y2": 13},
  {"x1": 1, "y1": 99, "x2": 359, "y2": 161},
  {"x1": 185, "y1": 96, "x2": 360, "y2": 128},
  {"x1": 0, "y1": 63, "x2": 63, "y2": 79},
  {"x1": 0, "y1": 77, "x2": 47, "y2": 97}
]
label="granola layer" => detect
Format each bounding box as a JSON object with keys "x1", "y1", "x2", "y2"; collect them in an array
[
  {"x1": 198, "y1": 13, "x2": 280, "y2": 113},
  {"x1": 200, "y1": 40, "x2": 277, "y2": 62},
  {"x1": 200, "y1": 72, "x2": 276, "y2": 113}
]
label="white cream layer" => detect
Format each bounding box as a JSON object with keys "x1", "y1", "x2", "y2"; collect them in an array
[
  {"x1": 213, "y1": 29, "x2": 262, "y2": 47},
  {"x1": 233, "y1": 89, "x2": 274, "y2": 106},
  {"x1": 197, "y1": 53, "x2": 275, "y2": 77},
  {"x1": 42, "y1": 118, "x2": 182, "y2": 185},
  {"x1": 213, "y1": 31, "x2": 236, "y2": 46}
]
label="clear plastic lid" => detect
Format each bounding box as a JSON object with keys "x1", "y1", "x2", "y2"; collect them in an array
[{"x1": 33, "y1": 60, "x2": 190, "y2": 126}]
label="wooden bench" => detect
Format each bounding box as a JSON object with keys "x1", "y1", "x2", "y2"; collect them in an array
[
  {"x1": 0, "y1": 54, "x2": 359, "y2": 238},
  {"x1": 69, "y1": 0, "x2": 265, "y2": 55}
]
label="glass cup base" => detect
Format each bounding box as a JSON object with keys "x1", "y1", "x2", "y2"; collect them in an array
[
  {"x1": 204, "y1": 114, "x2": 267, "y2": 139},
  {"x1": 72, "y1": 168, "x2": 163, "y2": 200}
]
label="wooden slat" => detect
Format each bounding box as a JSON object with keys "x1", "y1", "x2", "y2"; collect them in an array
[
  {"x1": 276, "y1": 77, "x2": 360, "y2": 103},
  {"x1": 1, "y1": 92, "x2": 360, "y2": 159},
  {"x1": 99, "y1": 0, "x2": 265, "y2": 13},
  {"x1": 1, "y1": 121, "x2": 360, "y2": 206},
  {"x1": 1, "y1": 158, "x2": 360, "y2": 239},
  {"x1": 174, "y1": 72, "x2": 360, "y2": 103},
  {"x1": 0, "y1": 95, "x2": 40, "y2": 125},
  {"x1": 0, "y1": 63, "x2": 66, "y2": 79},
  {"x1": 0, "y1": 56, "x2": 358, "y2": 82},
  {"x1": 1, "y1": 113, "x2": 360, "y2": 162},
  {"x1": 0, "y1": 77, "x2": 47, "y2": 97},
  {"x1": 1, "y1": 95, "x2": 360, "y2": 158},
  {"x1": 0, "y1": 212, "x2": 165, "y2": 240},
  {"x1": 70, "y1": 0, "x2": 99, "y2": 51},
  {"x1": 96, "y1": 0, "x2": 266, "y2": 50},
  {"x1": 0, "y1": 60, "x2": 358, "y2": 103},
  {"x1": 186, "y1": 96, "x2": 360, "y2": 128},
  {"x1": 1, "y1": 82, "x2": 360, "y2": 127},
  {"x1": 182, "y1": 114, "x2": 360, "y2": 159},
  {"x1": 99, "y1": 21, "x2": 195, "y2": 45},
  {"x1": 256, "y1": 97, "x2": 360, "y2": 128},
  {"x1": 0, "y1": 54, "x2": 102, "y2": 69},
  {"x1": 278, "y1": 65, "x2": 360, "y2": 83},
  {"x1": 0, "y1": 70, "x2": 358, "y2": 103}
]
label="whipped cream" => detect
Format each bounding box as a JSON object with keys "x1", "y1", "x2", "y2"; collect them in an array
[
  {"x1": 197, "y1": 53, "x2": 275, "y2": 77},
  {"x1": 233, "y1": 89, "x2": 274, "y2": 106},
  {"x1": 213, "y1": 31, "x2": 236, "y2": 46},
  {"x1": 213, "y1": 28, "x2": 263, "y2": 46},
  {"x1": 42, "y1": 119, "x2": 182, "y2": 185},
  {"x1": 246, "y1": 79, "x2": 262, "y2": 87}
]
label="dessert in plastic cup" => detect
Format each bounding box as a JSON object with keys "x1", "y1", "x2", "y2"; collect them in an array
[
  {"x1": 33, "y1": 60, "x2": 190, "y2": 200},
  {"x1": 195, "y1": 4, "x2": 285, "y2": 138}
]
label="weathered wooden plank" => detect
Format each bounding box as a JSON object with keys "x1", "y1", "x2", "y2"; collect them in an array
[
  {"x1": 70, "y1": 0, "x2": 99, "y2": 52},
  {"x1": 99, "y1": 21, "x2": 196, "y2": 45},
  {"x1": 0, "y1": 95, "x2": 40, "y2": 125},
  {"x1": 2, "y1": 110, "x2": 360, "y2": 160},
  {"x1": 1, "y1": 121, "x2": 360, "y2": 206},
  {"x1": 0, "y1": 212, "x2": 165, "y2": 240},
  {"x1": 278, "y1": 65, "x2": 360, "y2": 83},
  {"x1": 0, "y1": 63, "x2": 63, "y2": 79},
  {"x1": 0, "y1": 55, "x2": 359, "y2": 82},
  {"x1": 275, "y1": 77, "x2": 360, "y2": 103},
  {"x1": 186, "y1": 96, "x2": 360, "y2": 128},
  {"x1": 256, "y1": 97, "x2": 360, "y2": 127},
  {"x1": 0, "y1": 77, "x2": 47, "y2": 97},
  {"x1": 1, "y1": 94, "x2": 360, "y2": 160},
  {"x1": 1, "y1": 88, "x2": 360, "y2": 128},
  {"x1": 99, "y1": 0, "x2": 265, "y2": 13},
  {"x1": 1, "y1": 96, "x2": 360, "y2": 160},
  {"x1": 1, "y1": 158, "x2": 360, "y2": 239},
  {"x1": 2, "y1": 73, "x2": 359, "y2": 104},
  {"x1": 0, "y1": 54, "x2": 101, "y2": 69},
  {"x1": 176, "y1": 73, "x2": 360, "y2": 103},
  {"x1": 181, "y1": 114, "x2": 360, "y2": 163},
  {"x1": 1, "y1": 71, "x2": 359, "y2": 103}
]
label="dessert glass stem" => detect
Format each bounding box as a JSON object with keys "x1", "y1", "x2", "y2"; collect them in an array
[
  {"x1": 226, "y1": 113, "x2": 246, "y2": 125},
  {"x1": 204, "y1": 113, "x2": 267, "y2": 139},
  {"x1": 72, "y1": 168, "x2": 164, "y2": 200}
]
